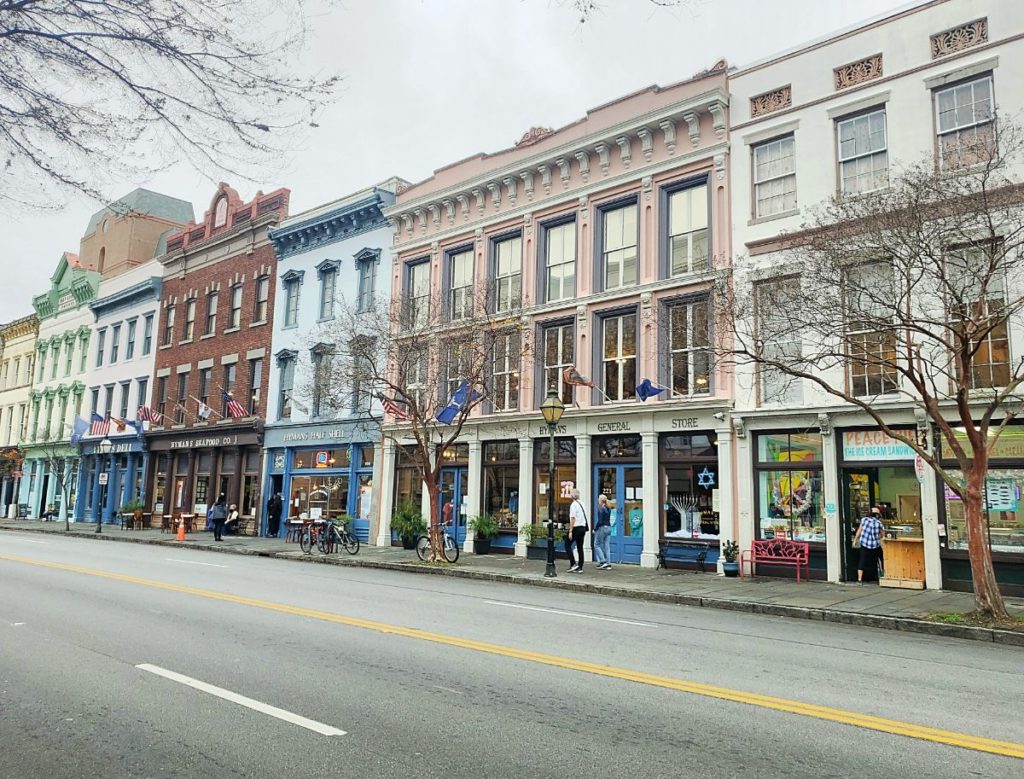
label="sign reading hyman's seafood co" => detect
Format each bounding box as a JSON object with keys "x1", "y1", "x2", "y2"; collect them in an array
[{"x1": 841, "y1": 430, "x2": 915, "y2": 461}]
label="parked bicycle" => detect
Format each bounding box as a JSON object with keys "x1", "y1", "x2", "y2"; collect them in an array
[
  {"x1": 323, "y1": 517, "x2": 360, "y2": 555},
  {"x1": 299, "y1": 519, "x2": 324, "y2": 555},
  {"x1": 416, "y1": 519, "x2": 459, "y2": 563}
]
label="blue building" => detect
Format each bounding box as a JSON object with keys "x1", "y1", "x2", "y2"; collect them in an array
[{"x1": 264, "y1": 180, "x2": 404, "y2": 541}]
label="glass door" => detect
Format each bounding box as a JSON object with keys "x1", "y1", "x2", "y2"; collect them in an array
[
  {"x1": 594, "y1": 464, "x2": 644, "y2": 564},
  {"x1": 438, "y1": 466, "x2": 468, "y2": 546},
  {"x1": 843, "y1": 469, "x2": 877, "y2": 581}
]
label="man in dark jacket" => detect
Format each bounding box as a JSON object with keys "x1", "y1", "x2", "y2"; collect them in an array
[
  {"x1": 267, "y1": 493, "x2": 283, "y2": 538},
  {"x1": 211, "y1": 495, "x2": 228, "y2": 541}
]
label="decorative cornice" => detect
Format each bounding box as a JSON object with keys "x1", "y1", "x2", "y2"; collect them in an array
[
  {"x1": 931, "y1": 17, "x2": 987, "y2": 59},
  {"x1": 89, "y1": 276, "x2": 162, "y2": 320},
  {"x1": 834, "y1": 54, "x2": 883, "y2": 91},
  {"x1": 280, "y1": 268, "x2": 305, "y2": 286},
  {"x1": 750, "y1": 85, "x2": 791, "y2": 118},
  {"x1": 353, "y1": 247, "x2": 382, "y2": 269},
  {"x1": 0, "y1": 314, "x2": 38, "y2": 342},
  {"x1": 269, "y1": 189, "x2": 394, "y2": 260}
]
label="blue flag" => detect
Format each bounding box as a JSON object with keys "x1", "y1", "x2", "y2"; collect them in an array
[
  {"x1": 70, "y1": 416, "x2": 89, "y2": 445},
  {"x1": 636, "y1": 378, "x2": 666, "y2": 402},
  {"x1": 435, "y1": 380, "x2": 480, "y2": 425}
]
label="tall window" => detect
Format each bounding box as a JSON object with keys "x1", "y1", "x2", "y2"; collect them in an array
[
  {"x1": 283, "y1": 277, "x2": 300, "y2": 327},
  {"x1": 319, "y1": 265, "x2": 337, "y2": 320},
  {"x1": 12, "y1": 358, "x2": 19, "y2": 386},
  {"x1": 936, "y1": 76, "x2": 994, "y2": 170},
  {"x1": 49, "y1": 347, "x2": 57, "y2": 379},
  {"x1": 403, "y1": 347, "x2": 427, "y2": 411},
  {"x1": 95, "y1": 330, "x2": 106, "y2": 367},
  {"x1": 137, "y1": 378, "x2": 148, "y2": 415},
  {"x1": 64, "y1": 340, "x2": 73, "y2": 375},
  {"x1": 125, "y1": 319, "x2": 137, "y2": 360},
  {"x1": 357, "y1": 258, "x2": 375, "y2": 312},
  {"x1": 545, "y1": 221, "x2": 576, "y2": 303},
  {"x1": 205, "y1": 291, "x2": 218, "y2": 335},
  {"x1": 757, "y1": 279, "x2": 802, "y2": 405},
  {"x1": 543, "y1": 322, "x2": 574, "y2": 404},
  {"x1": 43, "y1": 396, "x2": 53, "y2": 439},
  {"x1": 156, "y1": 376, "x2": 168, "y2": 419},
  {"x1": 668, "y1": 183, "x2": 709, "y2": 276},
  {"x1": 445, "y1": 342, "x2": 472, "y2": 402},
  {"x1": 90, "y1": 387, "x2": 100, "y2": 417},
  {"x1": 491, "y1": 332, "x2": 520, "y2": 412},
  {"x1": 448, "y1": 248, "x2": 474, "y2": 321},
  {"x1": 601, "y1": 312, "x2": 637, "y2": 402},
  {"x1": 277, "y1": 354, "x2": 296, "y2": 419},
  {"x1": 110, "y1": 324, "x2": 121, "y2": 363},
  {"x1": 602, "y1": 203, "x2": 638, "y2": 290},
  {"x1": 254, "y1": 276, "x2": 269, "y2": 322},
  {"x1": 349, "y1": 337, "x2": 374, "y2": 411},
  {"x1": 950, "y1": 244, "x2": 1010, "y2": 388},
  {"x1": 176, "y1": 373, "x2": 188, "y2": 424},
  {"x1": 753, "y1": 135, "x2": 797, "y2": 218},
  {"x1": 407, "y1": 260, "x2": 430, "y2": 327},
  {"x1": 37, "y1": 348, "x2": 45, "y2": 381},
  {"x1": 248, "y1": 358, "x2": 263, "y2": 411},
  {"x1": 837, "y1": 110, "x2": 888, "y2": 195},
  {"x1": 493, "y1": 235, "x2": 522, "y2": 313},
  {"x1": 222, "y1": 364, "x2": 237, "y2": 416},
  {"x1": 845, "y1": 263, "x2": 898, "y2": 396},
  {"x1": 183, "y1": 299, "x2": 196, "y2": 340},
  {"x1": 163, "y1": 306, "x2": 175, "y2": 346},
  {"x1": 198, "y1": 367, "x2": 212, "y2": 410},
  {"x1": 229, "y1": 284, "x2": 243, "y2": 329},
  {"x1": 141, "y1": 314, "x2": 153, "y2": 355},
  {"x1": 119, "y1": 382, "x2": 130, "y2": 419},
  {"x1": 668, "y1": 300, "x2": 711, "y2": 396}
]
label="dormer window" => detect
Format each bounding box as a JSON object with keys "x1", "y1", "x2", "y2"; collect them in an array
[{"x1": 214, "y1": 197, "x2": 228, "y2": 228}]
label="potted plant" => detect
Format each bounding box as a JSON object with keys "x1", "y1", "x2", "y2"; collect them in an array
[
  {"x1": 523, "y1": 522, "x2": 565, "y2": 561},
  {"x1": 391, "y1": 500, "x2": 426, "y2": 550},
  {"x1": 119, "y1": 498, "x2": 145, "y2": 528},
  {"x1": 721, "y1": 540, "x2": 740, "y2": 577},
  {"x1": 468, "y1": 514, "x2": 499, "y2": 554}
]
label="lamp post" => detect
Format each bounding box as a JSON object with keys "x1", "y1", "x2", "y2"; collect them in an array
[
  {"x1": 95, "y1": 438, "x2": 112, "y2": 534},
  {"x1": 540, "y1": 390, "x2": 566, "y2": 578}
]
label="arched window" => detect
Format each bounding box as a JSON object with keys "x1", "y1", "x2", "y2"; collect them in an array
[
  {"x1": 98, "y1": 247, "x2": 106, "y2": 273},
  {"x1": 214, "y1": 197, "x2": 228, "y2": 228}
]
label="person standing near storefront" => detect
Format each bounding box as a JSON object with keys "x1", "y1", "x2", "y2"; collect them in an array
[
  {"x1": 211, "y1": 495, "x2": 228, "y2": 541},
  {"x1": 854, "y1": 506, "x2": 885, "y2": 584},
  {"x1": 267, "y1": 492, "x2": 283, "y2": 538},
  {"x1": 594, "y1": 494, "x2": 612, "y2": 570},
  {"x1": 567, "y1": 488, "x2": 589, "y2": 573}
]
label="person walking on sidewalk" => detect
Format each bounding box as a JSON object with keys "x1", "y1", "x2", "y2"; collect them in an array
[
  {"x1": 594, "y1": 494, "x2": 612, "y2": 570},
  {"x1": 567, "y1": 488, "x2": 589, "y2": 573},
  {"x1": 854, "y1": 506, "x2": 885, "y2": 583},
  {"x1": 211, "y1": 495, "x2": 228, "y2": 541}
]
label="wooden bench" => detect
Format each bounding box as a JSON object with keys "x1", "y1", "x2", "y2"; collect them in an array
[
  {"x1": 657, "y1": 539, "x2": 711, "y2": 572},
  {"x1": 740, "y1": 539, "x2": 810, "y2": 582}
]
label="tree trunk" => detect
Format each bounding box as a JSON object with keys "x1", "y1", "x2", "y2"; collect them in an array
[
  {"x1": 963, "y1": 467, "x2": 1009, "y2": 620},
  {"x1": 424, "y1": 473, "x2": 442, "y2": 561}
]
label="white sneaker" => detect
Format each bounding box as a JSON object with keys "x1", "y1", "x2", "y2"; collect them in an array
[{"x1": 603, "y1": 563, "x2": 612, "y2": 570}]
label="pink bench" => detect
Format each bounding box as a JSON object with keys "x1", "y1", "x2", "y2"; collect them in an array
[{"x1": 740, "y1": 539, "x2": 810, "y2": 582}]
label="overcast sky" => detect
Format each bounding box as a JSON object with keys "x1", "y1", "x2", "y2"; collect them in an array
[{"x1": 1, "y1": 0, "x2": 907, "y2": 320}]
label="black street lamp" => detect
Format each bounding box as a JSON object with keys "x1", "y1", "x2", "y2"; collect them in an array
[
  {"x1": 95, "y1": 438, "x2": 112, "y2": 534},
  {"x1": 540, "y1": 390, "x2": 566, "y2": 578}
]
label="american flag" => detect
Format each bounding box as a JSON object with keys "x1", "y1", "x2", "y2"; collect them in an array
[
  {"x1": 89, "y1": 413, "x2": 110, "y2": 436},
  {"x1": 137, "y1": 406, "x2": 163, "y2": 424},
  {"x1": 223, "y1": 390, "x2": 249, "y2": 418},
  {"x1": 380, "y1": 394, "x2": 410, "y2": 421}
]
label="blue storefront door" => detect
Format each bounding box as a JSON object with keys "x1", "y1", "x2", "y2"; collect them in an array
[
  {"x1": 594, "y1": 464, "x2": 644, "y2": 564},
  {"x1": 438, "y1": 466, "x2": 468, "y2": 546}
]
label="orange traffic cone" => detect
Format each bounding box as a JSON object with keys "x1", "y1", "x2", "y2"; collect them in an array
[{"x1": 176, "y1": 517, "x2": 186, "y2": 542}]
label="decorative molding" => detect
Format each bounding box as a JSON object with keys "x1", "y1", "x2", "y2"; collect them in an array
[
  {"x1": 428, "y1": 204, "x2": 441, "y2": 227},
  {"x1": 574, "y1": 150, "x2": 590, "y2": 182},
  {"x1": 486, "y1": 182, "x2": 501, "y2": 209},
  {"x1": 750, "y1": 85, "x2": 791, "y2": 118},
  {"x1": 554, "y1": 158, "x2": 571, "y2": 189},
  {"x1": 472, "y1": 188, "x2": 485, "y2": 215},
  {"x1": 515, "y1": 126, "x2": 554, "y2": 148},
  {"x1": 709, "y1": 100, "x2": 727, "y2": 137},
  {"x1": 659, "y1": 119, "x2": 676, "y2": 155},
  {"x1": 413, "y1": 208, "x2": 426, "y2": 234},
  {"x1": 681, "y1": 112, "x2": 700, "y2": 146},
  {"x1": 455, "y1": 194, "x2": 470, "y2": 220},
  {"x1": 594, "y1": 143, "x2": 610, "y2": 176},
  {"x1": 441, "y1": 198, "x2": 455, "y2": 224},
  {"x1": 714, "y1": 153, "x2": 726, "y2": 182},
  {"x1": 523, "y1": 214, "x2": 533, "y2": 237},
  {"x1": 537, "y1": 164, "x2": 552, "y2": 194},
  {"x1": 930, "y1": 17, "x2": 987, "y2": 59},
  {"x1": 280, "y1": 268, "x2": 305, "y2": 286},
  {"x1": 615, "y1": 136, "x2": 632, "y2": 168},
  {"x1": 503, "y1": 176, "x2": 518, "y2": 205},
  {"x1": 315, "y1": 258, "x2": 341, "y2": 277},
  {"x1": 400, "y1": 214, "x2": 413, "y2": 236},
  {"x1": 578, "y1": 196, "x2": 588, "y2": 216},
  {"x1": 642, "y1": 175, "x2": 653, "y2": 202},
  {"x1": 519, "y1": 171, "x2": 535, "y2": 200},
  {"x1": 637, "y1": 127, "x2": 654, "y2": 161},
  {"x1": 834, "y1": 53, "x2": 883, "y2": 90}
]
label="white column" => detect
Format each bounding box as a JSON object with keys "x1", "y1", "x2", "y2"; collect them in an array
[
  {"x1": 735, "y1": 426, "x2": 755, "y2": 559},
  {"x1": 640, "y1": 432, "x2": 659, "y2": 568},
  {"x1": 515, "y1": 437, "x2": 534, "y2": 557},
  {"x1": 714, "y1": 421, "x2": 735, "y2": 575},
  {"x1": 919, "y1": 452, "x2": 942, "y2": 590},
  {"x1": 464, "y1": 439, "x2": 482, "y2": 552},
  {"x1": 822, "y1": 432, "x2": 841, "y2": 583},
  {"x1": 575, "y1": 433, "x2": 592, "y2": 563},
  {"x1": 375, "y1": 439, "x2": 396, "y2": 547}
]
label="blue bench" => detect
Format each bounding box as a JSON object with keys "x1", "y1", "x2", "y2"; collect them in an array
[{"x1": 658, "y1": 539, "x2": 711, "y2": 572}]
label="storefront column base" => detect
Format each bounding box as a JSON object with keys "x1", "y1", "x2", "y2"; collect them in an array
[
  {"x1": 640, "y1": 550, "x2": 659, "y2": 569},
  {"x1": 514, "y1": 540, "x2": 528, "y2": 558}
]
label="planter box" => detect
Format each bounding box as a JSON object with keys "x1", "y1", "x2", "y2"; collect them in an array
[
  {"x1": 527, "y1": 542, "x2": 567, "y2": 561},
  {"x1": 473, "y1": 537, "x2": 492, "y2": 555}
]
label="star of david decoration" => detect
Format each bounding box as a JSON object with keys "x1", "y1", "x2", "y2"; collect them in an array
[{"x1": 697, "y1": 467, "x2": 715, "y2": 489}]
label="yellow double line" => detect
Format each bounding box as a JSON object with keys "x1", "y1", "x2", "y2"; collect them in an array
[{"x1": 4, "y1": 553, "x2": 1022, "y2": 760}]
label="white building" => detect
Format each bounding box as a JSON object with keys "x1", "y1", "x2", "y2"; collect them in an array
[
  {"x1": 728, "y1": 0, "x2": 1024, "y2": 591},
  {"x1": 263, "y1": 180, "x2": 403, "y2": 541},
  {"x1": 0, "y1": 314, "x2": 38, "y2": 517}
]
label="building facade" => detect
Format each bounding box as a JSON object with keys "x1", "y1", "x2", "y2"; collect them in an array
[
  {"x1": 378, "y1": 69, "x2": 734, "y2": 567},
  {"x1": 728, "y1": 0, "x2": 1024, "y2": 591},
  {"x1": 144, "y1": 184, "x2": 289, "y2": 532},
  {"x1": 0, "y1": 314, "x2": 38, "y2": 517},
  {"x1": 263, "y1": 181, "x2": 402, "y2": 541}
]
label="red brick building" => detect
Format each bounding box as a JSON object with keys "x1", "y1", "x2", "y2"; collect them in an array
[{"x1": 145, "y1": 184, "x2": 289, "y2": 531}]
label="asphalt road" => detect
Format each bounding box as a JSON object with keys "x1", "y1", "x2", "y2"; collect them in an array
[{"x1": 1, "y1": 533, "x2": 1021, "y2": 778}]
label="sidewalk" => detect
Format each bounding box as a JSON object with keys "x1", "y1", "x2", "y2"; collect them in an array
[{"x1": 3, "y1": 518, "x2": 1022, "y2": 646}]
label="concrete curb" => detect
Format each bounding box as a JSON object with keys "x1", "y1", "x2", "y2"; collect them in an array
[{"x1": 4, "y1": 524, "x2": 1022, "y2": 647}]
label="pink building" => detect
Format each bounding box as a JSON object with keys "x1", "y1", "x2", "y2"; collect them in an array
[{"x1": 377, "y1": 64, "x2": 736, "y2": 568}]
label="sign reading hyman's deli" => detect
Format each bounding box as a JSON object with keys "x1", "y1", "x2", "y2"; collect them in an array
[{"x1": 842, "y1": 430, "x2": 915, "y2": 461}]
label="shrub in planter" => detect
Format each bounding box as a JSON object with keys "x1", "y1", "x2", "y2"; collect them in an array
[
  {"x1": 721, "y1": 540, "x2": 740, "y2": 577},
  {"x1": 523, "y1": 522, "x2": 566, "y2": 560},
  {"x1": 392, "y1": 500, "x2": 426, "y2": 549},
  {"x1": 468, "y1": 514, "x2": 499, "y2": 554}
]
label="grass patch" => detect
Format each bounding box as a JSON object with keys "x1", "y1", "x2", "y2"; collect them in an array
[{"x1": 924, "y1": 611, "x2": 1024, "y2": 631}]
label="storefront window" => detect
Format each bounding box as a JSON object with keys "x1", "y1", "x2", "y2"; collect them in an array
[
  {"x1": 595, "y1": 435, "x2": 641, "y2": 460},
  {"x1": 484, "y1": 440, "x2": 519, "y2": 531},
  {"x1": 356, "y1": 475, "x2": 373, "y2": 522},
  {"x1": 394, "y1": 446, "x2": 424, "y2": 511},
  {"x1": 360, "y1": 446, "x2": 375, "y2": 468},
  {"x1": 756, "y1": 432, "x2": 824, "y2": 542},
  {"x1": 758, "y1": 432, "x2": 823, "y2": 463},
  {"x1": 661, "y1": 434, "x2": 719, "y2": 538},
  {"x1": 534, "y1": 437, "x2": 576, "y2": 526},
  {"x1": 293, "y1": 448, "x2": 349, "y2": 470},
  {"x1": 289, "y1": 474, "x2": 349, "y2": 520},
  {"x1": 439, "y1": 443, "x2": 469, "y2": 465},
  {"x1": 944, "y1": 469, "x2": 1024, "y2": 553}
]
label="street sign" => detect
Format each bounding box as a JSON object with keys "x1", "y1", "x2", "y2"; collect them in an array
[{"x1": 98, "y1": 472, "x2": 109, "y2": 486}]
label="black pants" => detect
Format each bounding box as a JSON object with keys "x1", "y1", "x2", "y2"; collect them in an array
[
  {"x1": 858, "y1": 546, "x2": 882, "y2": 582},
  {"x1": 213, "y1": 519, "x2": 226, "y2": 541},
  {"x1": 567, "y1": 526, "x2": 587, "y2": 569},
  {"x1": 268, "y1": 515, "x2": 281, "y2": 537}
]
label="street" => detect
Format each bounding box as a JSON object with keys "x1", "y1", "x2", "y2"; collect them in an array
[{"x1": 1, "y1": 533, "x2": 1022, "y2": 778}]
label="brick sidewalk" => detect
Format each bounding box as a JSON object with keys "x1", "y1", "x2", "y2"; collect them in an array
[{"x1": 3, "y1": 518, "x2": 1022, "y2": 645}]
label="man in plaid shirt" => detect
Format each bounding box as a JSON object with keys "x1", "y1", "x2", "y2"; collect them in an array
[{"x1": 854, "y1": 506, "x2": 885, "y2": 584}]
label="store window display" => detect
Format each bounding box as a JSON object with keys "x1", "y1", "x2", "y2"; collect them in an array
[
  {"x1": 534, "y1": 437, "x2": 576, "y2": 526},
  {"x1": 943, "y1": 469, "x2": 1024, "y2": 553},
  {"x1": 483, "y1": 441, "x2": 519, "y2": 531},
  {"x1": 661, "y1": 433, "x2": 719, "y2": 538},
  {"x1": 756, "y1": 432, "x2": 824, "y2": 542}
]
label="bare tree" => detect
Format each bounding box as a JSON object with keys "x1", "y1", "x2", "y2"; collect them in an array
[
  {"x1": 308, "y1": 287, "x2": 532, "y2": 560},
  {"x1": 0, "y1": 0, "x2": 339, "y2": 206},
  {"x1": 722, "y1": 125, "x2": 1024, "y2": 619},
  {"x1": 32, "y1": 433, "x2": 80, "y2": 533}
]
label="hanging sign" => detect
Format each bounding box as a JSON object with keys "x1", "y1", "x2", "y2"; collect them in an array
[{"x1": 915, "y1": 455, "x2": 926, "y2": 484}]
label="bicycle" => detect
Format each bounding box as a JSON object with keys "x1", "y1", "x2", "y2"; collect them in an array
[
  {"x1": 299, "y1": 519, "x2": 327, "y2": 555},
  {"x1": 416, "y1": 520, "x2": 460, "y2": 563},
  {"x1": 322, "y1": 518, "x2": 360, "y2": 555}
]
